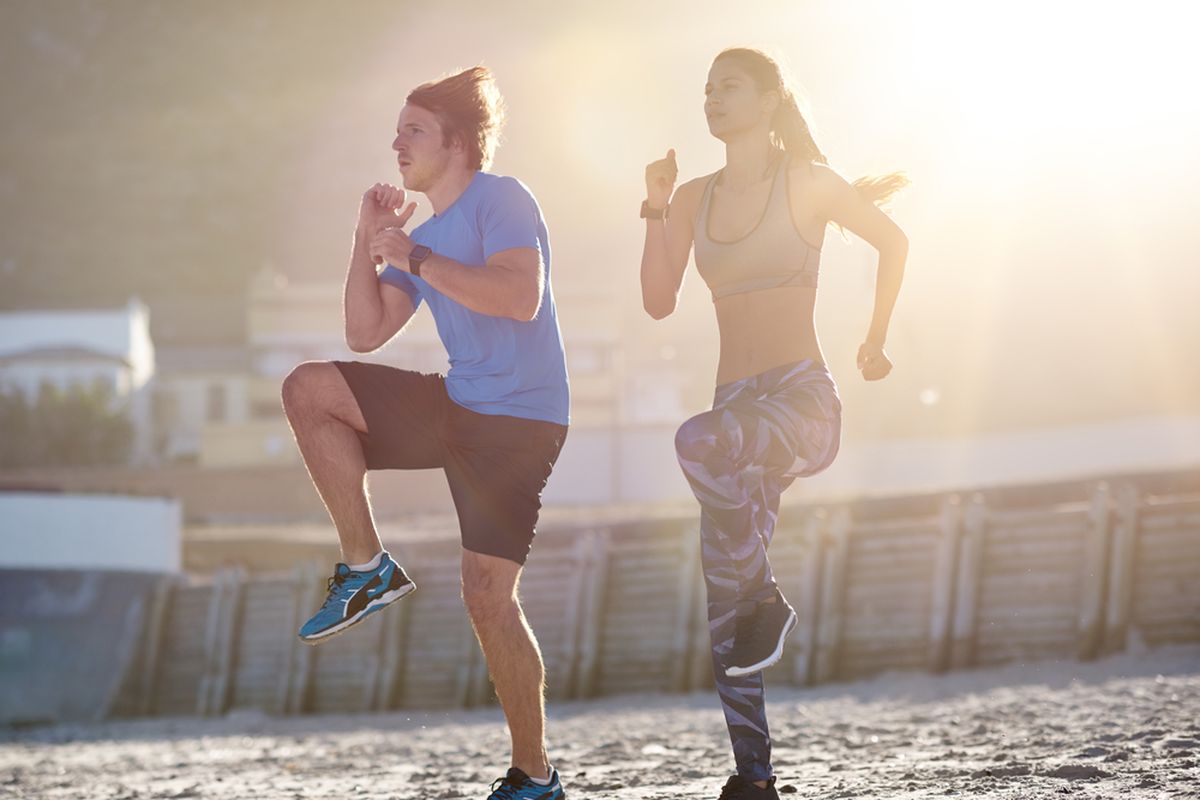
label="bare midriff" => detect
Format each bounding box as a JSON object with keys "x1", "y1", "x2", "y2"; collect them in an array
[{"x1": 713, "y1": 285, "x2": 824, "y2": 385}]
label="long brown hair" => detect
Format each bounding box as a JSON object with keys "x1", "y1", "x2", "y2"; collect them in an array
[
  {"x1": 715, "y1": 47, "x2": 909, "y2": 208},
  {"x1": 407, "y1": 66, "x2": 506, "y2": 170}
]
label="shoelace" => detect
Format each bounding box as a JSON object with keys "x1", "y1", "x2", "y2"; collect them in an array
[
  {"x1": 488, "y1": 775, "x2": 527, "y2": 800},
  {"x1": 319, "y1": 570, "x2": 350, "y2": 609}
]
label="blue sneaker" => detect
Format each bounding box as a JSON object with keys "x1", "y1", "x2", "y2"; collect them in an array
[
  {"x1": 298, "y1": 552, "x2": 415, "y2": 643},
  {"x1": 487, "y1": 767, "x2": 565, "y2": 799}
]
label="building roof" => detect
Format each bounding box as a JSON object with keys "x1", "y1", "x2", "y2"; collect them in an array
[
  {"x1": 0, "y1": 345, "x2": 132, "y2": 367},
  {"x1": 0, "y1": 300, "x2": 149, "y2": 366}
]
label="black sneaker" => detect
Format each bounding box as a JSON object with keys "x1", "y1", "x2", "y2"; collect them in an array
[
  {"x1": 718, "y1": 775, "x2": 779, "y2": 799},
  {"x1": 723, "y1": 589, "x2": 797, "y2": 677}
]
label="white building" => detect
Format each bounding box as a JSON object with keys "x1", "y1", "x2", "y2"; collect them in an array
[
  {"x1": 0, "y1": 490, "x2": 181, "y2": 573},
  {"x1": 0, "y1": 298, "x2": 156, "y2": 463}
]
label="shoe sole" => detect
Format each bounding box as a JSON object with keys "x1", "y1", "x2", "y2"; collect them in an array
[
  {"x1": 299, "y1": 581, "x2": 416, "y2": 645},
  {"x1": 723, "y1": 608, "x2": 798, "y2": 678}
]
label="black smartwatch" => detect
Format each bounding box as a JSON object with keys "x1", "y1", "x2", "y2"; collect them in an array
[
  {"x1": 640, "y1": 200, "x2": 668, "y2": 220},
  {"x1": 408, "y1": 244, "x2": 432, "y2": 277}
]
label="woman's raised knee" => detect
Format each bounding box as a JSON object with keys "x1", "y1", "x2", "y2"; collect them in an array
[{"x1": 675, "y1": 411, "x2": 720, "y2": 462}]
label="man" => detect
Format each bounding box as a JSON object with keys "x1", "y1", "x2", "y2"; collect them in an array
[{"x1": 281, "y1": 66, "x2": 570, "y2": 800}]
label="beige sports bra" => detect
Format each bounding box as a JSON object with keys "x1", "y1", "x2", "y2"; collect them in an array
[{"x1": 693, "y1": 152, "x2": 821, "y2": 301}]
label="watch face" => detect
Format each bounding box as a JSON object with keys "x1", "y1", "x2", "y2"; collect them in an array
[{"x1": 411, "y1": 245, "x2": 431, "y2": 261}]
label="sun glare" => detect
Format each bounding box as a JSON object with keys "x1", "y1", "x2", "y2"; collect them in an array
[{"x1": 895, "y1": 3, "x2": 1198, "y2": 172}]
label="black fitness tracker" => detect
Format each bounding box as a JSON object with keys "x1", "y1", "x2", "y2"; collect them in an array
[
  {"x1": 409, "y1": 244, "x2": 432, "y2": 277},
  {"x1": 640, "y1": 200, "x2": 668, "y2": 220}
]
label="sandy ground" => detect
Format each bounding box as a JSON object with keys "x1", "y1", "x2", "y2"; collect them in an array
[{"x1": 2, "y1": 643, "x2": 1198, "y2": 800}]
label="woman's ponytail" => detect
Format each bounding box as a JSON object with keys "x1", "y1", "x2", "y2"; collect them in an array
[{"x1": 719, "y1": 47, "x2": 909, "y2": 209}]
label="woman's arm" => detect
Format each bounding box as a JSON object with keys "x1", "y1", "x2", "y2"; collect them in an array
[
  {"x1": 815, "y1": 164, "x2": 909, "y2": 379},
  {"x1": 641, "y1": 150, "x2": 703, "y2": 319}
]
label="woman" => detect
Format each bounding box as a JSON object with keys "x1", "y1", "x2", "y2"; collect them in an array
[{"x1": 639, "y1": 47, "x2": 909, "y2": 799}]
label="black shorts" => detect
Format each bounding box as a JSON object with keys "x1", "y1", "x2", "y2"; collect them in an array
[{"x1": 333, "y1": 361, "x2": 567, "y2": 565}]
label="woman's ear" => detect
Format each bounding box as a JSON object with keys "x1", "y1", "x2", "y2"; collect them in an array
[{"x1": 760, "y1": 89, "x2": 781, "y2": 117}]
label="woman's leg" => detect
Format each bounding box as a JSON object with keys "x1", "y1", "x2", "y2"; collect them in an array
[
  {"x1": 698, "y1": 475, "x2": 787, "y2": 782},
  {"x1": 675, "y1": 364, "x2": 841, "y2": 782},
  {"x1": 675, "y1": 406, "x2": 795, "y2": 605}
]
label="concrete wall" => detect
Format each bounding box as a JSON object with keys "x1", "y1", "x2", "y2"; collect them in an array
[
  {"x1": 0, "y1": 492, "x2": 182, "y2": 573},
  {"x1": 0, "y1": 569, "x2": 163, "y2": 725}
]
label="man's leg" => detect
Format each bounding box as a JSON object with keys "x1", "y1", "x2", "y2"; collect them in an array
[
  {"x1": 280, "y1": 361, "x2": 381, "y2": 565},
  {"x1": 461, "y1": 549, "x2": 550, "y2": 781}
]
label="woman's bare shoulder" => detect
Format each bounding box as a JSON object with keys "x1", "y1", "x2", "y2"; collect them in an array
[{"x1": 671, "y1": 172, "x2": 717, "y2": 215}]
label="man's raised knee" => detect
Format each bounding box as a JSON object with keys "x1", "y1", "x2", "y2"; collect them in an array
[{"x1": 281, "y1": 361, "x2": 350, "y2": 422}]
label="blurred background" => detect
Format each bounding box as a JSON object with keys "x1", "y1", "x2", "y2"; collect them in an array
[
  {"x1": 1, "y1": 0, "x2": 1198, "y2": 726},
  {"x1": 3, "y1": 1, "x2": 1199, "y2": 501}
]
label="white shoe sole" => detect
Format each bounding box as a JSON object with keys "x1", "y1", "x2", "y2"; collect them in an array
[
  {"x1": 723, "y1": 608, "x2": 798, "y2": 678},
  {"x1": 299, "y1": 581, "x2": 416, "y2": 645}
]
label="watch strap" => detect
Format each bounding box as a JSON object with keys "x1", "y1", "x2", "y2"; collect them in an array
[
  {"x1": 409, "y1": 245, "x2": 431, "y2": 277},
  {"x1": 640, "y1": 200, "x2": 668, "y2": 220}
]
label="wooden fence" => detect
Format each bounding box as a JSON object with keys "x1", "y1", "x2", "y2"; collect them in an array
[{"x1": 110, "y1": 473, "x2": 1200, "y2": 719}]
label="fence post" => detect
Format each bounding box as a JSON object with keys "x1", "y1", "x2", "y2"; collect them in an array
[
  {"x1": 283, "y1": 561, "x2": 321, "y2": 715},
  {"x1": 374, "y1": 544, "x2": 414, "y2": 711},
  {"x1": 276, "y1": 563, "x2": 302, "y2": 715},
  {"x1": 686, "y1": 540, "x2": 712, "y2": 692},
  {"x1": 573, "y1": 529, "x2": 610, "y2": 698},
  {"x1": 813, "y1": 506, "x2": 851, "y2": 684},
  {"x1": 196, "y1": 572, "x2": 224, "y2": 716},
  {"x1": 556, "y1": 532, "x2": 592, "y2": 701},
  {"x1": 1103, "y1": 483, "x2": 1139, "y2": 654},
  {"x1": 98, "y1": 584, "x2": 149, "y2": 721},
  {"x1": 791, "y1": 508, "x2": 826, "y2": 687},
  {"x1": 361, "y1": 589, "x2": 391, "y2": 713},
  {"x1": 197, "y1": 568, "x2": 242, "y2": 717},
  {"x1": 928, "y1": 495, "x2": 962, "y2": 673},
  {"x1": 1078, "y1": 482, "x2": 1113, "y2": 660},
  {"x1": 138, "y1": 575, "x2": 175, "y2": 717},
  {"x1": 669, "y1": 523, "x2": 701, "y2": 692},
  {"x1": 950, "y1": 494, "x2": 986, "y2": 669}
]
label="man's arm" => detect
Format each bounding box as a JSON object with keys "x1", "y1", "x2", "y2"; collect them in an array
[
  {"x1": 422, "y1": 247, "x2": 543, "y2": 321},
  {"x1": 369, "y1": 228, "x2": 542, "y2": 322},
  {"x1": 368, "y1": 177, "x2": 546, "y2": 322},
  {"x1": 344, "y1": 185, "x2": 421, "y2": 352}
]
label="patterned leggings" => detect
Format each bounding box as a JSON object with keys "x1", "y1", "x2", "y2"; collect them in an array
[{"x1": 675, "y1": 358, "x2": 842, "y2": 781}]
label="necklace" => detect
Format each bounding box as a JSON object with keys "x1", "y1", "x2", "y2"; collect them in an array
[{"x1": 716, "y1": 148, "x2": 785, "y2": 195}]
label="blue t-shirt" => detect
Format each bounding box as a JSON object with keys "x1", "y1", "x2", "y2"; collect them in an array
[{"x1": 378, "y1": 172, "x2": 570, "y2": 426}]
